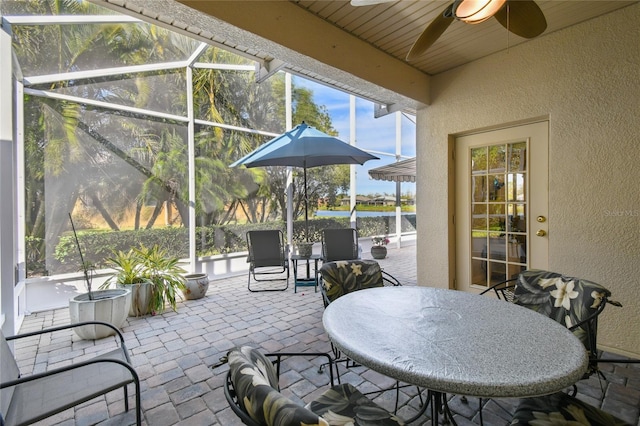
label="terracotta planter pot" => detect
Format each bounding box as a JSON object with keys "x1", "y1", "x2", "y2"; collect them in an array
[
  {"x1": 182, "y1": 273, "x2": 210, "y2": 300},
  {"x1": 69, "y1": 288, "x2": 131, "y2": 340}
]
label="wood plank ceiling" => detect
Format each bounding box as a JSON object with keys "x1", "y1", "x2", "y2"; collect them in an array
[{"x1": 293, "y1": 1, "x2": 637, "y2": 75}]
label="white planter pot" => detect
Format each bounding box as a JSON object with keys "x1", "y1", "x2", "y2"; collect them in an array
[
  {"x1": 69, "y1": 289, "x2": 131, "y2": 340},
  {"x1": 122, "y1": 281, "x2": 154, "y2": 317},
  {"x1": 182, "y1": 273, "x2": 209, "y2": 300}
]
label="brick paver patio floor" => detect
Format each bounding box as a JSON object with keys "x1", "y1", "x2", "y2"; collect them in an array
[{"x1": 12, "y1": 242, "x2": 640, "y2": 425}]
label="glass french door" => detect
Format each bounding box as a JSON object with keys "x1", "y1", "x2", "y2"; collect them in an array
[
  {"x1": 469, "y1": 142, "x2": 527, "y2": 286},
  {"x1": 455, "y1": 122, "x2": 548, "y2": 292}
]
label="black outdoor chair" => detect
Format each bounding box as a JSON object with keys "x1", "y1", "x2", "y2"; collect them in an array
[
  {"x1": 246, "y1": 230, "x2": 289, "y2": 292},
  {"x1": 0, "y1": 321, "x2": 141, "y2": 426},
  {"x1": 480, "y1": 269, "x2": 621, "y2": 382},
  {"x1": 511, "y1": 391, "x2": 631, "y2": 425},
  {"x1": 319, "y1": 258, "x2": 401, "y2": 364},
  {"x1": 318, "y1": 259, "x2": 416, "y2": 413},
  {"x1": 223, "y1": 345, "x2": 404, "y2": 426},
  {"x1": 319, "y1": 259, "x2": 401, "y2": 309},
  {"x1": 477, "y1": 270, "x2": 624, "y2": 425},
  {"x1": 321, "y1": 228, "x2": 359, "y2": 261}
]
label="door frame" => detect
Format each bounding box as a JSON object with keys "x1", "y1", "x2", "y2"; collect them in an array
[{"x1": 450, "y1": 119, "x2": 549, "y2": 291}]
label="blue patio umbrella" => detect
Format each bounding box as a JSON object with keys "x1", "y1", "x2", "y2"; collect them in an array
[{"x1": 230, "y1": 122, "x2": 379, "y2": 241}]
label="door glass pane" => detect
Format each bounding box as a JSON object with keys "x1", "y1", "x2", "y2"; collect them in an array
[
  {"x1": 471, "y1": 147, "x2": 487, "y2": 174},
  {"x1": 508, "y1": 142, "x2": 527, "y2": 171},
  {"x1": 469, "y1": 140, "x2": 528, "y2": 289},
  {"x1": 489, "y1": 174, "x2": 505, "y2": 201},
  {"x1": 471, "y1": 231, "x2": 488, "y2": 258},
  {"x1": 488, "y1": 235, "x2": 506, "y2": 261},
  {"x1": 488, "y1": 144, "x2": 506, "y2": 172},
  {"x1": 508, "y1": 236, "x2": 527, "y2": 264},
  {"x1": 471, "y1": 204, "x2": 487, "y2": 230},
  {"x1": 508, "y1": 203, "x2": 526, "y2": 232},
  {"x1": 472, "y1": 175, "x2": 487, "y2": 202},
  {"x1": 507, "y1": 173, "x2": 526, "y2": 201},
  {"x1": 471, "y1": 259, "x2": 488, "y2": 286}
]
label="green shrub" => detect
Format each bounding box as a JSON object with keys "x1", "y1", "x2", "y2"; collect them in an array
[{"x1": 52, "y1": 214, "x2": 416, "y2": 274}]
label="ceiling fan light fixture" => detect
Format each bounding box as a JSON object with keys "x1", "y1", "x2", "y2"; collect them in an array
[{"x1": 454, "y1": 0, "x2": 506, "y2": 24}]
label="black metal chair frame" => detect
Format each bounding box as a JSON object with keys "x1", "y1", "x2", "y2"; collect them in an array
[
  {"x1": 223, "y1": 351, "x2": 336, "y2": 426},
  {"x1": 246, "y1": 230, "x2": 290, "y2": 292},
  {"x1": 317, "y1": 262, "x2": 421, "y2": 414},
  {"x1": 480, "y1": 275, "x2": 619, "y2": 377},
  {"x1": 477, "y1": 273, "x2": 625, "y2": 426},
  {"x1": 1, "y1": 321, "x2": 141, "y2": 426}
]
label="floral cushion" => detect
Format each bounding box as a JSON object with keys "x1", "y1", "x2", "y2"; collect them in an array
[
  {"x1": 512, "y1": 270, "x2": 610, "y2": 357},
  {"x1": 511, "y1": 392, "x2": 630, "y2": 425},
  {"x1": 228, "y1": 346, "x2": 328, "y2": 426},
  {"x1": 307, "y1": 383, "x2": 405, "y2": 425},
  {"x1": 320, "y1": 260, "x2": 384, "y2": 303}
]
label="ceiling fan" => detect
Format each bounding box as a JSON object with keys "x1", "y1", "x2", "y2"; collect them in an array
[{"x1": 351, "y1": 0, "x2": 547, "y2": 62}]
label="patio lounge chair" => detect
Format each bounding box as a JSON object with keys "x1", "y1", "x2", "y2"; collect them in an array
[
  {"x1": 0, "y1": 321, "x2": 141, "y2": 426},
  {"x1": 321, "y1": 228, "x2": 359, "y2": 261},
  {"x1": 246, "y1": 230, "x2": 289, "y2": 292},
  {"x1": 223, "y1": 345, "x2": 404, "y2": 426}
]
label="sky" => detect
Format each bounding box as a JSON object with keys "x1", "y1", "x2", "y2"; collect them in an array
[{"x1": 293, "y1": 76, "x2": 416, "y2": 197}]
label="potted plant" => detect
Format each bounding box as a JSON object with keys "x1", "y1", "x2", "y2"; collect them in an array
[
  {"x1": 370, "y1": 235, "x2": 390, "y2": 259},
  {"x1": 101, "y1": 245, "x2": 186, "y2": 316},
  {"x1": 67, "y1": 214, "x2": 131, "y2": 340},
  {"x1": 296, "y1": 242, "x2": 314, "y2": 258},
  {"x1": 139, "y1": 245, "x2": 187, "y2": 313}
]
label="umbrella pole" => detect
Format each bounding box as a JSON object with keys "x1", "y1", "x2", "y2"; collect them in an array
[
  {"x1": 304, "y1": 165, "x2": 311, "y2": 278},
  {"x1": 304, "y1": 164, "x2": 309, "y2": 242}
]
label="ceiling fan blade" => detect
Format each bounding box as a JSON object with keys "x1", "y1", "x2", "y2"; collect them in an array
[
  {"x1": 494, "y1": 0, "x2": 547, "y2": 39},
  {"x1": 406, "y1": 3, "x2": 455, "y2": 62},
  {"x1": 350, "y1": 0, "x2": 394, "y2": 6}
]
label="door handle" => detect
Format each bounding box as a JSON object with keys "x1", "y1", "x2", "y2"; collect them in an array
[{"x1": 536, "y1": 229, "x2": 547, "y2": 237}]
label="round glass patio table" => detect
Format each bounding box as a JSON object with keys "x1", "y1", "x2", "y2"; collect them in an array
[{"x1": 322, "y1": 286, "x2": 588, "y2": 408}]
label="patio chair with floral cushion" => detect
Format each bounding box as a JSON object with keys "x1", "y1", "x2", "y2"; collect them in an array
[
  {"x1": 317, "y1": 260, "x2": 416, "y2": 413},
  {"x1": 476, "y1": 270, "x2": 623, "y2": 424},
  {"x1": 481, "y1": 269, "x2": 621, "y2": 381},
  {"x1": 223, "y1": 345, "x2": 404, "y2": 426},
  {"x1": 510, "y1": 391, "x2": 631, "y2": 425},
  {"x1": 319, "y1": 260, "x2": 401, "y2": 361},
  {"x1": 319, "y1": 259, "x2": 400, "y2": 308}
]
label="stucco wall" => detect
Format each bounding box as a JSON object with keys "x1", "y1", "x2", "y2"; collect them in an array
[{"x1": 417, "y1": 3, "x2": 640, "y2": 357}]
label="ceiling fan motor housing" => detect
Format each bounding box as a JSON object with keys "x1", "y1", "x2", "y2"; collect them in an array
[{"x1": 453, "y1": 0, "x2": 507, "y2": 24}]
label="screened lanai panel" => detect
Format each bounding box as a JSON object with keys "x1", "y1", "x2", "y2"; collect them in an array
[
  {"x1": 46, "y1": 71, "x2": 188, "y2": 117},
  {"x1": 12, "y1": 22, "x2": 200, "y2": 78},
  {"x1": 1, "y1": 0, "x2": 117, "y2": 16},
  {"x1": 192, "y1": 67, "x2": 284, "y2": 133},
  {"x1": 24, "y1": 98, "x2": 189, "y2": 277},
  {"x1": 193, "y1": 124, "x2": 275, "y2": 256}
]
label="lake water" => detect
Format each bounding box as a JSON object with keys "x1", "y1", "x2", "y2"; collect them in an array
[{"x1": 315, "y1": 210, "x2": 413, "y2": 217}]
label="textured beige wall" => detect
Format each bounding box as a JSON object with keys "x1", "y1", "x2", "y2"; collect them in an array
[{"x1": 417, "y1": 3, "x2": 640, "y2": 357}]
